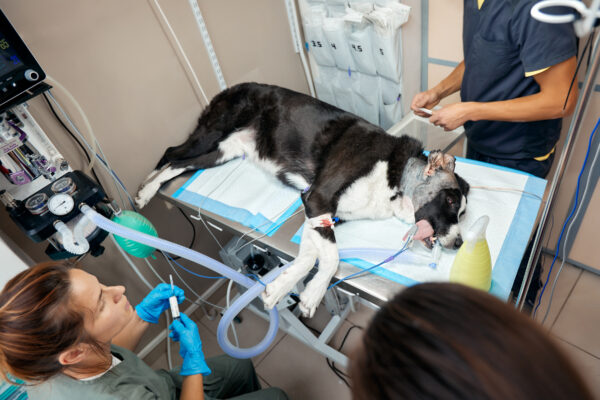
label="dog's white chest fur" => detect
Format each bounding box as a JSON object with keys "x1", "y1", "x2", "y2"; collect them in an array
[{"x1": 336, "y1": 161, "x2": 414, "y2": 223}]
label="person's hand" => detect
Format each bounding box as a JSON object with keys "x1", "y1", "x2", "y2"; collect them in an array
[
  {"x1": 169, "y1": 313, "x2": 211, "y2": 376},
  {"x1": 411, "y1": 89, "x2": 441, "y2": 117},
  {"x1": 429, "y1": 102, "x2": 473, "y2": 131},
  {"x1": 135, "y1": 283, "x2": 184, "y2": 324}
]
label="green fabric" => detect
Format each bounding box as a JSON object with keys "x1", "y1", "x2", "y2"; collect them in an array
[
  {"x1": 200, "y1": 355, "x2": 287, "y2": 400},
  {"x1": 25, "y1": 345, "x2": 175, "y2": 400},
  {"x1": 25, "y1": 346, "x2": 288, "y2": 400}
]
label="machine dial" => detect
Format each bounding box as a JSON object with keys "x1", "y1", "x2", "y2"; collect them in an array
[
  {"x1": 48, "y1": 193, "x2": 74, "y2": 216},
  {"x1": 51, "y1": 176, "x2": 76, "y2": 194},
  {"x1": 25, "y1": 192, "x2": 48, "y2": 215},
  {"x1": 24, "y1": 69, "x2": 39, "y2": 82}
]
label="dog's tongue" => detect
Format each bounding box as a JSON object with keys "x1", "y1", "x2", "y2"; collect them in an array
[{"x1": 413, "y1": 219, "x2": 434, "y2": 241}]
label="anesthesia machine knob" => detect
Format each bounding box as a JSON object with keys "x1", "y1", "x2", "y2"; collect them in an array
[{"x1": 24, "y1": 69, "x2": 39, "y2": 82}]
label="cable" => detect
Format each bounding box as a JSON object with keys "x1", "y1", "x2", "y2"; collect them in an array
[
  {"x1": 235, "y1": 209, "x2": 305, "y2": 253},
  {"x1": 540, "y1": 118, "x2": 600, "y2": 323},
  {"x1": 46, "y1": 90, "x2": 135, "y2": 210},
  {"x1": 144, "y1": 258, "x2": 166, "y2": 284},
  {"x1": 194, "y1": 157, "x2": 245, "y2": 249},
  {"x1": 44, "y1": 75, "x2": 98, "y2": 174},
  {"x1": 46, "y1": 89, "x2": 136, "y2": 209},
  {"x1": 41, "y1": 92, "x2": 103, "y2": 186},
  {"x1": 534, "y1": 117, "x2": 600, "y2": 319},
  {"x1": 111, "y1": 235, "x2": 154, "y2": 290},
  {"x1": 325, "y1": 324, "x2": 364, "y2": 388},
  {"x1": 162, "y1": 252, "x2": 226, "y2": 311},
  {"x1": 328, "y1": 242, "x2": 410, "y2": 290},
  {"x1": 95, "y1": 137, "x2": 129, "y2": 209},
  {"x1": 166, "y1": 254, "x2": 229, "y2": 280},
  {"x1": 470, "y1": 185, "x2": 544, "y2": 201},
  {"x1": 563, "y1": 32, "x2": 594, "y2": 110},
  {"x1": 169, "y1": 207, "x2": 197, "y2": 260}
]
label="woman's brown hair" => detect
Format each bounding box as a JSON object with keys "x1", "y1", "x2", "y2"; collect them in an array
[
  {"x1": 351, "y1": 282, "x2": 593, "y2": 400},
  {"x1": 0, "y1": 261, "x2": 108, "y2": 383}
]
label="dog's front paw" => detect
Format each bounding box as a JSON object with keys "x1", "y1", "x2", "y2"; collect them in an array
[
  {"x1": 298, "y1": 285, "x2": 327, "y2": 319},
  {"x1": 261, "y1": 272, "x2": 297, "y2": 310}
]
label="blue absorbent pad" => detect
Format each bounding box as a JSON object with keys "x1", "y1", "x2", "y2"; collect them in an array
[
  {"x1": 173, "y1": 159, "x2": 302, "y2": 236},
  {"x1": 291, "y1": 157, "x2": 546, "y2": 300}
]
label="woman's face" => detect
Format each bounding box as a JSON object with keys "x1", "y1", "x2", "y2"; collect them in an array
[{"x1": 68, "y1": 269, "x2": 133, "y2": 343}]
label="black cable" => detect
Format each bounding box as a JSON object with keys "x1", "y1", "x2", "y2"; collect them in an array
[
  {"x1": 326, "y1": 324, "x2": 364, "y2": 388},
  {"x1": 563, "y1": 31, "x2": 595, "y2": 110},
  {"x1": 586, "y1": 31, "x2": 595, "y2": 70},
  {"x1": 42, "y1": 92, "x2": 103, "y2": 185},
  {"x1": 169, "y1": 207, "x2": 197, "y2": 260},
  {"x1": 301, "y1": 322, "x2": 351, "y2": 386}
]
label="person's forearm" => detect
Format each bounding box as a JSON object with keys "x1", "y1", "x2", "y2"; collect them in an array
[
  {"x1": 180, "y1": 375, "x2": 204, "y2": 400},
  {"x1": 112, "y1": 312, "x2": 149, "y2": 351},
  {"x1": 433, "y1": 61, "x2": 465, "y2": 99},
  {"x1": 468, "y1": 56, "x2": 577, "y2": 122},
  {"x1": 468, "y1": 91, "x2": 571, "y2": 122}
]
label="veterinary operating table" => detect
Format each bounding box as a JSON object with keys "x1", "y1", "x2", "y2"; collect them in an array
[{"x1": 157, "y1": 118, "x2": 544, "y2": 366}]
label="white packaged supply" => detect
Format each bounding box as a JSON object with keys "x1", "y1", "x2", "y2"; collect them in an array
[
  {"x1": 366, "y1": 3, "x2": 410, "y2": 83},
  {"x1": 351, "y1": 72, "x2": 380, "y2": 125},
  {"x1": 313, "y1": 65, "x2": 338, "y2": 106},
  {"x1": 322, "y1": 17, "x2": 356, "y2": 71},
  {"x1": 303, "y1": 5, "x2": 337, "y2": 67},
  {"x1": 326, "y1": 0, "x2": 347, "y2": 16},
  {"x1": 344, "y1": 8, "x2": 378, "y2": 75},
  {"x1": 348, "y1": 1, "x2": 374, "y2": 13},
  {"x1": 379, "y1": 76, "x2": 403, "y2": 129},
  {"x1": 332, "y1": 68, "x2": 357, "y2": 114}
]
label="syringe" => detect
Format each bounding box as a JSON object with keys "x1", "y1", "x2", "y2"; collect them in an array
[{"x1": 169, "y1": 274, "x2": 180, "y2": 320}]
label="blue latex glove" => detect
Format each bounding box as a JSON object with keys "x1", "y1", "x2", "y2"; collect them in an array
[
  {"x1": 169, "y1": 313, "x2": 211, "y2": 376},
  {"x1": 135, "y1": 283, "x2": 184, "y2": 324}
]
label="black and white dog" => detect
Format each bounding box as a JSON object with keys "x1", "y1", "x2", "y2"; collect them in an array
[{"x1": 136, "y1": 82, "x2": 469, "y2": 317}]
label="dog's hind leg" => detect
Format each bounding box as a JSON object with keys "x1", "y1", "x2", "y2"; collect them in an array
[{"x1": 135, "y1": 150, "x2": 223, "y2": 209}]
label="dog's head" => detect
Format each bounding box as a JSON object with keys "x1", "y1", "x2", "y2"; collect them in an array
[{"x1": 411, "y1": 151, "x2": 469, "y2": 250}]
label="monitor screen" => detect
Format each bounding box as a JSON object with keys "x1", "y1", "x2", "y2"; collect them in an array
[{"x1": 0, "y1": 35, "x2": 24, "y2": 76}]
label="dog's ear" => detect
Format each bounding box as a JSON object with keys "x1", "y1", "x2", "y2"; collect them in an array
[
  {"x1": 424, "y1": 150, "x2": 456, "y2": 176},
  {"x1": 455, "y1": 172, "x2": 470, "y2": 196}
]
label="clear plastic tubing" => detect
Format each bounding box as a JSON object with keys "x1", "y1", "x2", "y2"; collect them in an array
[{"x1": 80, "y1": 204, "x2": 397, "y2": 358}]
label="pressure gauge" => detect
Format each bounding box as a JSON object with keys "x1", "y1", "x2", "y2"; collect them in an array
[
  {"x1": 25, "y1": 192, "x2": 49, "y2": 215},
  {"x1": 51, "y1": 176, "x2": 76, "y2": 194},
  {"x1": 48, "y1": 193, "x2": 74, "y2": 216}
]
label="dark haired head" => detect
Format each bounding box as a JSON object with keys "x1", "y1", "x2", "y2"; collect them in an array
[
  {"x1": 351, "y1": 282, "x2": 592, "y2": 400},
  {"x1": 0, "y1": 261, "x2": 108, "y2": 383}
]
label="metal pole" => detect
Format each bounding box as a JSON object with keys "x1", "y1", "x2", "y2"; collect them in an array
[{"x1": 516, "y1": 32, "x2": 600, "y2": 310}]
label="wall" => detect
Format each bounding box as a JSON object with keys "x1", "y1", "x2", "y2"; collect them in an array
[
  {"x1": 0, "y1": 231, "x2": 29, "y2": 286},
  {"x1": 0, "y1": 0, "x2": 309, "y2": 350}
]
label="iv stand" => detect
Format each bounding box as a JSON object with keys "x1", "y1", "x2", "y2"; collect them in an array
[{"x1": 516, "y1": 8, "x2": 600, "y2": 310}]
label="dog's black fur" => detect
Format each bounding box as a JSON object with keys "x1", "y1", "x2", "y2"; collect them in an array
[
  {"x1": 137, "y1": 82, "x2": 470, "y2": 316},
  {"x1": 151, "y1": 83, "x2": 469, "y2": 243}
]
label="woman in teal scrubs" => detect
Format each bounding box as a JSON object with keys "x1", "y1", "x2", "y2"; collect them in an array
[{"x1": 0, "y1": 262, "x2": 288, "y2": 400}]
